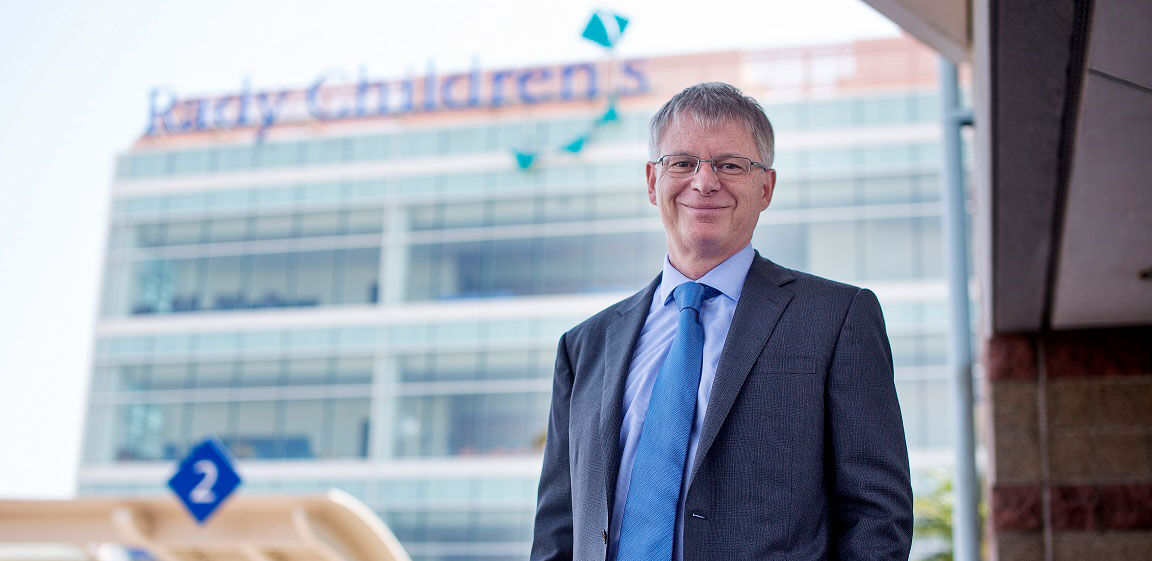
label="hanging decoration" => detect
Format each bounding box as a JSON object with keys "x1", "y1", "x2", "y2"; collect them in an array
[{"x1": 513, "y1": 10, "x2": 629, "y2": 170}]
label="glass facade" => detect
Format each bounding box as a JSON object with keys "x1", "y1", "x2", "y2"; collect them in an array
[
  {"x1": 113, "y1": 92, "x2": 938, "y2": 180},
  {"x1": 81, "y1": 38, "x2": 955, "y2": 560}
]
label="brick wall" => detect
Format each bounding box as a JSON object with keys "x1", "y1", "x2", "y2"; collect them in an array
[{"x1": 985, "y1": 328, "x2": 1152, "y2": 560}]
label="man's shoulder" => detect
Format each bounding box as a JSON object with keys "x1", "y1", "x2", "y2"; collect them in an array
[
  {"x1": 750, "y1": 254, "x2": 864, "y2": 299},
  {"x1": 747, "y1": 255, "x2": 886, "y2": 323}
]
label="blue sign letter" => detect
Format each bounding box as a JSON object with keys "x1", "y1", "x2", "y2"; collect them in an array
[
  {"x1": 560, "y1": 63, "x2": 597, "y2": 100},
  {"x1": 518, "y1": 68, "x2": 554, "y2": 104},
  {"x1": 213, "y1": 79, "x2": 251, "y2": 129},
  {"x1": 308, "y1": 72, "x2": 352, "y2": 121},
  {"x1": 146, "y1": 88, "x2": 178, "y2": 136},
  {"x1": 254, "y1": 90, "x2": 290, "y2": 138},
  {"x1": 619, "y1": 60, "x2": 649, "y2": 95}
]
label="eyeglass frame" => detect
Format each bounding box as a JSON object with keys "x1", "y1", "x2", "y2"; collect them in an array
[{"x1": 651, "y1": 154, "x2": 772, "y2": 177}]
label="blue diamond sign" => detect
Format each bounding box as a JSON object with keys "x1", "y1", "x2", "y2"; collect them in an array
[{"x1": 167, "y1": 437, "x2": 242, "y2": 524}]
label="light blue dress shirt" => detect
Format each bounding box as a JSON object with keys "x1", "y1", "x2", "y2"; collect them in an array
[{"x1": 608, "y1": 244, "x2": 755, "y2": 561}]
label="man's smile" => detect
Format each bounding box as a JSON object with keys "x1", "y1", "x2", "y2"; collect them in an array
[{"x1": 678, "y1": 202, "x2": 732, "y2": 210}]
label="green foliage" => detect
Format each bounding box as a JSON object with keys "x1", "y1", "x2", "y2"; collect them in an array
[
  {"x1": 913, "y1": 470, "x2": 988, "y2": 561},
  {"x1": 914, "y1": 472, "x2": 954, "y2": 561}
]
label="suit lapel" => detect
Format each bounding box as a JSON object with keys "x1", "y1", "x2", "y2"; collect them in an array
[
  {"x1": 600, "y1": 273, "x2": 661, "y2": 513},
  {"x1": 690, "y1": 255, "x2": 795, "y2": 480}
]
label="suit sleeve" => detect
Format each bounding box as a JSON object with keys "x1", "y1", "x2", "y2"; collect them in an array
[
  {"x1": 827, "y1": 288, "x2": 914, "y2": 560},
  {"x1": 531, "y1": 333, "x2": 575, "y2": 561}
]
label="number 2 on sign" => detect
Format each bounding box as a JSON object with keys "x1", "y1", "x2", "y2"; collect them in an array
[{"x1": 190, "y1": 459, "x2": 218, "y2": 503}]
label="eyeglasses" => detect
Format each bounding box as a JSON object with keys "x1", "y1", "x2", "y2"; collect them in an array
[{"x1": 652, "y1": 155, "x2": 770, "y2": 177}]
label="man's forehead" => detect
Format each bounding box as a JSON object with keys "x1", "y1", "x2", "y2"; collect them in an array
[{"x1": 658, "y1": 115, "x2": 756, "y2": 151}]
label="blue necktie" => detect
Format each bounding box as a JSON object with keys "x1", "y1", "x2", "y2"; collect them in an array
[{"x1": 617, "y1": 281, "x2": 720, "y2": 561}]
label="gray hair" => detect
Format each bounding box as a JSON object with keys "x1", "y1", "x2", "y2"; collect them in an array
[{"x1": 648, "y1": 82, "x2": 775, "y2": 167}]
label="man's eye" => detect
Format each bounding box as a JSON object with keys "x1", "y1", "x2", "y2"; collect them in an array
[{"x1": 669, "y1": 159, "x2": 694, "y2": 168}]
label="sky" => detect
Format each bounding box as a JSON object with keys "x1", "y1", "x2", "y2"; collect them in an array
[{"x1": 0, "y1": 0, "x2": 899, "y2": 498}]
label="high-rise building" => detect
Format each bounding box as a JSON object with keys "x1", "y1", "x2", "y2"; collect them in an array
[{"x1": 81, "y1": 35, "x2": 953, "y2": 560}]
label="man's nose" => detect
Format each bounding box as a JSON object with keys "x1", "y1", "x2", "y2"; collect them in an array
[{"x1": 691, "y1": 162, "x2": 721, "y2": 194}]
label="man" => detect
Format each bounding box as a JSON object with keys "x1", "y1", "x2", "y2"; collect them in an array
[{"x1": 532, "y1": 82, "x2": 913, "y2": 561}]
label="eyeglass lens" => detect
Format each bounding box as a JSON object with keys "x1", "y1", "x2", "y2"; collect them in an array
[{"x1": 661, "y1": 155, "x2": 753, "y2": 176}]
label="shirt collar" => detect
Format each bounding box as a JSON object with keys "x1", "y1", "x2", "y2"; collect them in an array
[{"x1": 658, "y1": 244, "x2": 755, "y2": 306}]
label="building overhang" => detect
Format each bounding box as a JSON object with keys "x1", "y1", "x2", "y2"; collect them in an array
[
  {"x1": 864, "y1": 0, "x2": 1152, "y2": 333},
  {"x1": 0, "y1": 490, "x2": 410, "y2": 561},
  {"x1": 861, "y1": 0, "x2": 971, "y2": 63}
]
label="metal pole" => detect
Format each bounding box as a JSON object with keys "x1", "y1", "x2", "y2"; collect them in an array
[{"x1": 939, "y1": 57, "x2": 980, "y2": 561}]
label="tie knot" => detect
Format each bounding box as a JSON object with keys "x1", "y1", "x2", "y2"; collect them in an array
[{"x1": 672, "y1": 282, "x2": 720, "y2": 312}]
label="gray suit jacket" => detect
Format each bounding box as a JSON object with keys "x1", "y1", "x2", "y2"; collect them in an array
[{"x1": 532, "y1": 254, "x2": 913, "y2": 560}]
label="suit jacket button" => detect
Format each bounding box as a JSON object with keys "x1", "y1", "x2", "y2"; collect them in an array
[{"x1": 602, "y1": 529, "x2": 608, "y2": 544}]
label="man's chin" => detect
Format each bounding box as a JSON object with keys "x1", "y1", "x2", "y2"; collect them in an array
[
  {"x1": 681, "y1": 226, "x2": 728, "y2": 246},
  {"x1": 672, "y1": 233, "x2": 738, "y2": 259}
]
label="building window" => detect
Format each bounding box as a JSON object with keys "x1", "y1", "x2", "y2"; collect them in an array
[
  {"x1": 393, "y1": 392, "x2": 549, "y2": 458},
  {"x1": 404, "y1": 232, "x2": 663, "y2": 301},
  {"x1": 112, "y1": 248, "x2": 381, "y2": 316}
]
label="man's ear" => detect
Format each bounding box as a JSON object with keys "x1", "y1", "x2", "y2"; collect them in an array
[
  {"x1": 646, "y1": 161, "x2": 658, "y2": 206},
  {"x1": 760, "y1": 168, "x2": 777, "y2": 210}
]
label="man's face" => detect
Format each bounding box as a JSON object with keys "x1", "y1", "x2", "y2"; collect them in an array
[{"x1": 646, "y1": 116, "x2": 776, "y2": 265}]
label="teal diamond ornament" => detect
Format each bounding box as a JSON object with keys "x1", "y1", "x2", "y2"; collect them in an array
[
  {"x1": 601, "y1": 102, "x2": 618, "y2": 123},
  {"x1": 582, "y1": 14, "x2": 611, "y2": 47},
  {"x1": 515, "y1": 151, "x2": 536, "y2": 169},
  {"x1": 564, "y1": 136, "x2": 587, "y2": 153},
  {"x1": 582, "y1": 11, "x2": 629, "y2": 48},
  {"x1": 614, "y1": 14, "x2": 629, "y2": 36}
]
